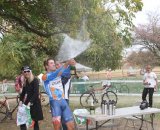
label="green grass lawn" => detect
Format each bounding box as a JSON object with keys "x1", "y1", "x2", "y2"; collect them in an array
[
  {"x1": 70, "y1": 94, "x2": 160, "y2": 108},
  {"x1": 69, "y1": 94, "x2": 160, "y2": 119},
  {"x1": 1, "y1": 94, "x2": 160, "y2": 130}
]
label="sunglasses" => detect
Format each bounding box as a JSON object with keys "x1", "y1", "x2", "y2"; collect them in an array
[{"x1": 23, "y1": 70, "x2": 31, "y2": 73}]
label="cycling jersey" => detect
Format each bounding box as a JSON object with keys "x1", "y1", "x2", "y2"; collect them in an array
[
  {"x1": 63, "y1": 79, "x2": 71, "y2": 100},
  {"x1": 42, "y1": 67, "x2": 74, "y2": 122},
  {"x1": 61, "y1": 65, "x2": 71, "y2": 80},
  {"x1": 61, "y1": 65, "x2": 72, "y2": 100},
  {"x1": 42, "y1": 68, "x2": 64, "y2": 101},
  {"x1": 42, "y1": 66, "x2": 73, "y2": 100}
]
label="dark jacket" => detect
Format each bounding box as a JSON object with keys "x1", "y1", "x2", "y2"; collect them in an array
[{"x1": 20, "y1": 77, "x2": 43, "y2": 121}]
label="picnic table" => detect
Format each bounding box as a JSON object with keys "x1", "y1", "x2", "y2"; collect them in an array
[{"x1": 76, "y1": 106, "x2": 160, "y2": 130}]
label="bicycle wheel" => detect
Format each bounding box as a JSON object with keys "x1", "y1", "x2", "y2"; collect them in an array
[
  {"x1": 80, "y1": 92, "x2": 95, "y2": 108},
  {"x1": 0, "y1": 101, "x2": 8, "y2": 122},
  {"x1": 40, "y1": 92, "x2": 49, "y2": 106},
  {"x1": 119, "y1": 85, "x2": 129, "y2": 93},
  {"x1": 102, "y1": 91, "x2": 118, "y2": 104}
]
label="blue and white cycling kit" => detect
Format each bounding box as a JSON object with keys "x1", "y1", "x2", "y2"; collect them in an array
[{"x1": 42, "y1": 67, "x2": 73, "y2": 123}]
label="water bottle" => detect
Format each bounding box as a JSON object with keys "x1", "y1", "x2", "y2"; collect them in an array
[
  {"x1": 104, "y1": 101, "x2": 108, "y2": 115},
  {"x1": 107, "y1": 102, "x2": 110, "y2": 115},
  {"x1": 90, "y1": 106, "x2": 95, "y2": 115},
  {"x1": 113, "y1": 105, "x2": 116, "y2": 115},
  {"x1": 112, "y1": 100, "x2": 116, "y2": 115},
  {"x1": 109, "y1": 104, "x2": 112, "y2": 115},
  {"x1": 101, "y1": 100, "x2": 105, "y2": 114},
  {"x1": 90, "y1": 98, "x2": 95, "y2": 115},
  {"x1": 109, "y1": 100, "x2": 113, "y2": 115},
  {"x1": 90, "y1": 98, "x2": 94, "y2": 107}
]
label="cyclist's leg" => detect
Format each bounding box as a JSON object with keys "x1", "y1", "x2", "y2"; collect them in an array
[
  {"x1": 61, "y1": 99, "x2": 74, "y2": 130},
  {"x1": 61, "y1": 99, "x2": 69, "y2": 130},
  {"x1": 50, "y1": 100, "x2": 62, "y2": 130},
  {"x1": 65, "y1": 99, "x2": 69, "y2": 104},
  {"x1": 66, "y1": 121, "x2": 75, "y2": 130},
  {"x1": 62, "y1": 123, "x2": 67, "y2": 130}
]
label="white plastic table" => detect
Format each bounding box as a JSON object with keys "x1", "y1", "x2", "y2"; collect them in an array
[{"x1": 76, "y1": 106, "x2": 160, "y2": 130}]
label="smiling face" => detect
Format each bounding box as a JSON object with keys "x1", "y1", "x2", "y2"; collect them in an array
[
  {"x1": 23, "y1": 70, "x2": 32, "y2": 79},
  {"x1": 46, "y1": 59, "x2": 56, "y2": 72}
]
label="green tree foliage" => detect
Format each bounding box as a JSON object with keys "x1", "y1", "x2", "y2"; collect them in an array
[
  {"x1": 0, "y1": 0, "x2": 143, "y2": 41},
  {"x1": 0, "y1": 27, "x2": 62, "y2": 78},
  {"x1": 110, "y1": 0, "x2": 143, "y2": 45},
  {"x1": 0, "y1": 0, "x2": 143, "y2": 78},
  {"x1": 77, "y1": 12, "x2": 123, "y2": 70}
]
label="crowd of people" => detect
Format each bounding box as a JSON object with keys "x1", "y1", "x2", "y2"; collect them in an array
[
  {"x1": 1, "y1": 62, "x2": 157, "y2": 130},
  {"x1": 14, "y1": 58, "x2": 76, "y2": 130}
]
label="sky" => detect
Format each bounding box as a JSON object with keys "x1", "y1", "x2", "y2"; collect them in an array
[
  {"x1": 125, "y1": 0, "x2": 160, "y2": 57},
  {"x1": 134, "y1": 0, "x2": 160, "y2": 25}
]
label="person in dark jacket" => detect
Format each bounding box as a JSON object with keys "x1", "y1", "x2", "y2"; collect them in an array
[{"x1": 19, "y1": 66, "x2": 43, "y2": 130}]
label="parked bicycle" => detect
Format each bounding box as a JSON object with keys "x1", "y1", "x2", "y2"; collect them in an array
[
  {"x1": 80, "y1": 84, "x2": 118, "y2": 108},
  {"x1": 0, "y1": 91, "x2": 48, "y2": 123},
  {"x1": 0, "y1": 93, "x2": 19, "y2": 122},
  {"x1": 109, "y1": 82, "x2": 129, "y2": 93}
]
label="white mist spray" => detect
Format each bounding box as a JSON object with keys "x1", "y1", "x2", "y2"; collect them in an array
[{"x1": 56, "y1": 17, "x2": 91, "y2": 62}]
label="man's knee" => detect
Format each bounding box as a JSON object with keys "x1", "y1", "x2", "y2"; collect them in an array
[
  {"x1": 66, "y1": 121, "x2": 75, "y2": 130},
  {"x1": 52, "y1": 116, "x2": 61, "y2": 129}
]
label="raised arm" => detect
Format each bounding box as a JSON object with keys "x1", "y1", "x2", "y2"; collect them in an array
[
  {"x1": 57, "y1": 59, "x2": 76, "y2": 77},
  {"x1": 42, "y1": 59, "x2": 76, "y2": 81}
]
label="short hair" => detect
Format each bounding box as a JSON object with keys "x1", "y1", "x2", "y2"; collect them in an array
[
  {"x1": 43, "y1": 58, "x2": 55, "y2": 71},
  {"x1": 43, "y1": 60, "x2": 47, "y2": 71}
]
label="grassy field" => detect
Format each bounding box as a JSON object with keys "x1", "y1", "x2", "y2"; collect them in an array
[{"x1": 1, "y1": 94, "x2": 160, "y2": 130}]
